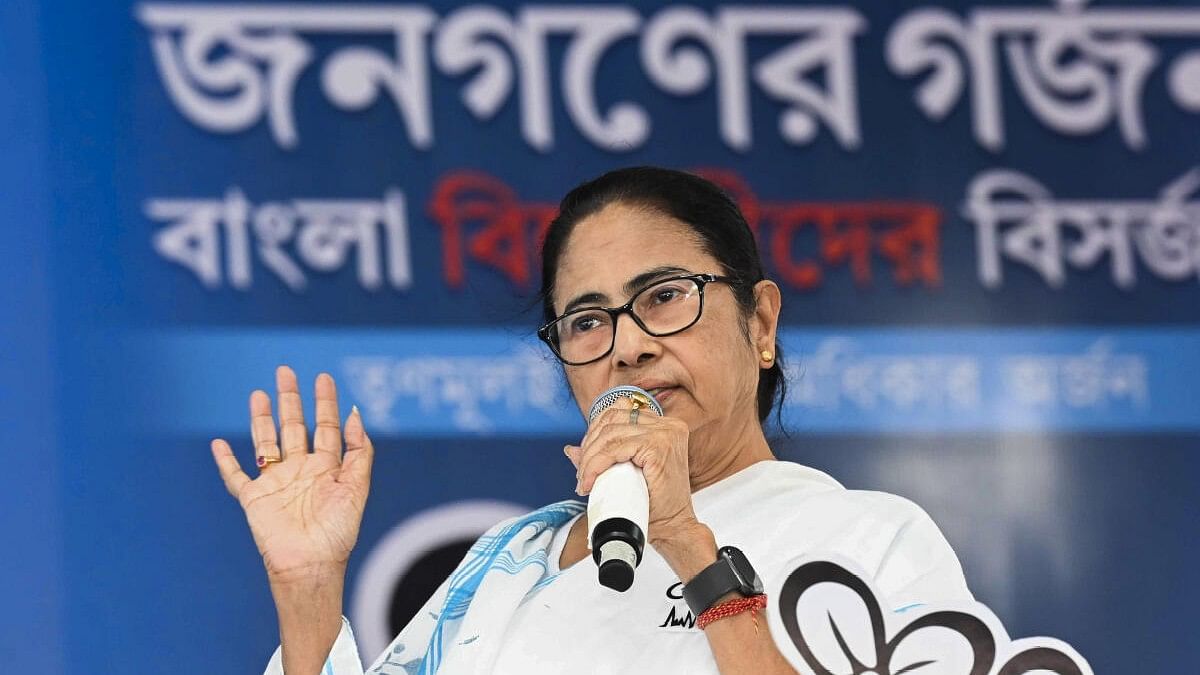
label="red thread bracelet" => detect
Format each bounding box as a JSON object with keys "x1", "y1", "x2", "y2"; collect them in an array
[{"x1": 696, "y1": 594, "x2": 768, "y2": 630}]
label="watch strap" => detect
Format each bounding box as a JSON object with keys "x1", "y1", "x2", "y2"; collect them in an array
[{"x1": 682, "y1": 546, "x2": 761, "y2": 615}]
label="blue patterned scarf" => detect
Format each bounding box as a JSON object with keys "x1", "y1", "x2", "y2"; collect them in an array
[{"x1": 367, "y1": 500, "x2": 586, "y2": 674}]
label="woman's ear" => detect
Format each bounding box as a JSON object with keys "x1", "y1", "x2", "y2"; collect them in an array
[{"x1": 750, "y1": 280, "x2": 782, "y2": 360}]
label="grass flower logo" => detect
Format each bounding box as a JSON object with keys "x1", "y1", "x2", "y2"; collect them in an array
[{"x1": 766, "y1": 558, "x2": 1091, "y2": 675}]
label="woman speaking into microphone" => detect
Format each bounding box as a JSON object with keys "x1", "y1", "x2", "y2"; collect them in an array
[{"x1": 210, "y1": 167, "x2": 973, "y2": 674}]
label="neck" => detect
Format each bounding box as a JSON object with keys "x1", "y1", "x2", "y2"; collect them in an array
[{"x1": 687, "y1": 411, "x2": 776, "y2": 493}]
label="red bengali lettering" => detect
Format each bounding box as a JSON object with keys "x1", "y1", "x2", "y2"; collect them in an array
[
  {"x1": 768, "y1": 207, "x2": 826, "y2": 290},
  {"x1": 428, "y1": 169, "x2": 941, "y2": 293},
  {"x1": 811, "y1": 205, "x2": 872, "y2": 286},
  {"x1": 873, "y1": 203, "x2": 942, "y2": 287},
  {"x1": 429, "y1": 171, "x2": 555, "y2": 288},
  {"x1": 764, "y1": 203, "x2": 942, "y2": 291}
]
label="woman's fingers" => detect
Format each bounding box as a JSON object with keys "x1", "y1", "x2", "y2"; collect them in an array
[
  {"x1": 250, "y1": 389, "x2": 281, "y2": 463},
  {"x1": 577, "y1": 448, "x2": 634, "y2": 495},
  {"x1": 341, "y1": 406, "x2": 374, "y2": 489},
  {"x1": 312, "y1": 373, "x2": 342, "y2": 461},
  {"x1": 574, "y1": 413, "x2": 685, "y2": 494},
  {"x1": 211, "y1": 438, "x2": 251, "y2": 499},
  {"x1": 576, "y1": 426, "x2": 647, "y2": 494},
  {"x1": 276, "y1": 365, "x2": 308, "y2": 460},
  {"x1": 580, "y1": 402, "x2": 635, "y2": 447},
  {"x1": 576, "y1": 408, "x2": 644, "y2": 492}
]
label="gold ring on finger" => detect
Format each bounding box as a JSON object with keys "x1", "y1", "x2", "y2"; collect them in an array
[{"x1": 256, "y1": 454, "x2": 283, "y2": 469}]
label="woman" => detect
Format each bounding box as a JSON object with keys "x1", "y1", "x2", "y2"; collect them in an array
[{"x1": 211, "y1": 167, "x2": 972, "y2": 674}]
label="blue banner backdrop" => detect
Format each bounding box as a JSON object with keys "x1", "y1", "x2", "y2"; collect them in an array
[{"x1": 4, "y1": 0, "x2": 1199, "y2": 672}]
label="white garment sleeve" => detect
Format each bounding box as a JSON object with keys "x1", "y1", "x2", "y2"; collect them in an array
[
  {"x1": 872, "y1": 502, "x2": 973, "y2": 609},
  {"x1": 262, "y1": 616, "x2": 364, "y2": 675},
  {"x1": 261, "y1": 565, "x2": 460, "y2": 675}
]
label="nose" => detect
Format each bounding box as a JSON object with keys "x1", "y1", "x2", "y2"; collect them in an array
[{"x1": 609, "y1": 311, "x2": 659, "y2": 367}]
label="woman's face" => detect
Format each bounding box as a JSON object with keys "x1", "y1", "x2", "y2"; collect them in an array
[{"x1": 551, "y1": 202, "x2": 778, "y2": 439}]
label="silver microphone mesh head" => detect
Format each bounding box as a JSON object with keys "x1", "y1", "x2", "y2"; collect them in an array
[{"x1": 588, "y1": 385, "x2": 664, "y2": 422}]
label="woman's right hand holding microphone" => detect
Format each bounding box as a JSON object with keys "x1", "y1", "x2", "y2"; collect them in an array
[{"x1": 210, "y1": 365, "x2": 375, "y2": 675}]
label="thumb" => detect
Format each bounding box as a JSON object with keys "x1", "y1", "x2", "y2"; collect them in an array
[
  {"x1": 342, "y1": 405, "x2": 374, "y2": 489},
  {"x1": 563, "y1": 444, "x2": 582, "y2": 469}
]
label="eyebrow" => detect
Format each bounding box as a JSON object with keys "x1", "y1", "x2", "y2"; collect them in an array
[{"x1": 561, "y1": 265, "x2": 693, "y2": 315}]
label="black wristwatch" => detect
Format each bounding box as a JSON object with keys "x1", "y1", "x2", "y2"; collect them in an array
[{"x1": 682, "y1": 545, "x2": 764, "y2": 615}]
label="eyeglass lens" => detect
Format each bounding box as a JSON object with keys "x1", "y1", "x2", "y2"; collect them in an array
[{"x1": 552, "y1": 277, "x2": 703, "y2": 364}]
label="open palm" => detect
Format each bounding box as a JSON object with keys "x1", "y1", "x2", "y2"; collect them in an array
[{"x1": 210, "y1": 366, "x2": 375, "y2": 581}]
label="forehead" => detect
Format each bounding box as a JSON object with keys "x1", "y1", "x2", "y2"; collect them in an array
[{"x1": 551, "y1": 202, "x2": 719, "y2": 310}]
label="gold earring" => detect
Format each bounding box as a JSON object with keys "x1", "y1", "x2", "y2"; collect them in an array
[{"x1": 761, "y1": 350, "x2": 774, "y2": 363}]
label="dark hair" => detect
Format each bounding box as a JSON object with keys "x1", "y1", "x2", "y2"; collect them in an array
[{"x1": 539, "y1": 166, "x2": 786, "y2": 424}]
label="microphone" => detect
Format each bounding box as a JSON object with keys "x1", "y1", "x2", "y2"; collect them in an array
[{"x1": 585, "y1": 385, "x2": 663, "y2": 592}]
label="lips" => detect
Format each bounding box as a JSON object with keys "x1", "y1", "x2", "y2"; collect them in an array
[
  {"x1": 643, "y1": 386, "x2": 677, "y2": 405},
  {"x1": 620, "y1": 381, "x2": 678, "y2": 409}
]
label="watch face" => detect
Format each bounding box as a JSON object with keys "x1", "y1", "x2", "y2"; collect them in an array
[{"x1": 720, "y1": 546, "x2": 765, "y2": 595}]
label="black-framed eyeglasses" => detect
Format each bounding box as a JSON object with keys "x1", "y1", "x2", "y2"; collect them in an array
[{"x1": 538, "y1": 273, "x2": 738, "y2": 366}]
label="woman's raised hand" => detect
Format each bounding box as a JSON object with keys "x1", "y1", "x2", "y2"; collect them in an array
[{"x1": 210, "y1": 366, "x2": 374, "y2": 583}]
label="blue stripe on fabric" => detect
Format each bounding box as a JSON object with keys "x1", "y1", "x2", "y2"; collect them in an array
[
  {"x1": 129, "y1": 326, "x2": 1200, "y2": 434},
  {"x1": 418, "y1": 500, "x2": 584, "y2": 675}
]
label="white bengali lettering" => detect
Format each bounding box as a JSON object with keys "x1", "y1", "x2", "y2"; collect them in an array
[
  {"x1": 146, "y1": 188, "x2": 413, "y2": 292},
  {"x1": 888, "y1": 2, "x2": 1200, "y2": 151},
  {"x1": 1003, "y1": 340, "x2": 1148, "y2": 409},
  {"x1": 138, "y1": 3, "x2": 868, "y2": 152},
  {"x1": 137, "y1": 4, "x2": 435, "y2": 149},
  {"x1": 135, "y1": 3, "x2": 1200, "y2": 152},
  {"x1": 788, "y1": 338, "x2": 982, "y2": 413},
  {"x1": 341, "y1": 350, "x2": 567, "y2": 432},
  {"x1": 641, "y1": 7, "x2": 863, "y2": 150},
  {"x1": 964, "y1": 168, "x2": 1200, "y2": 289}
]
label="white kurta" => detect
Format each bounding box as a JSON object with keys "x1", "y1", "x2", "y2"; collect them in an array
[{"x1": 264, "y1": 460, "x2": 972, "y2": 674}]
